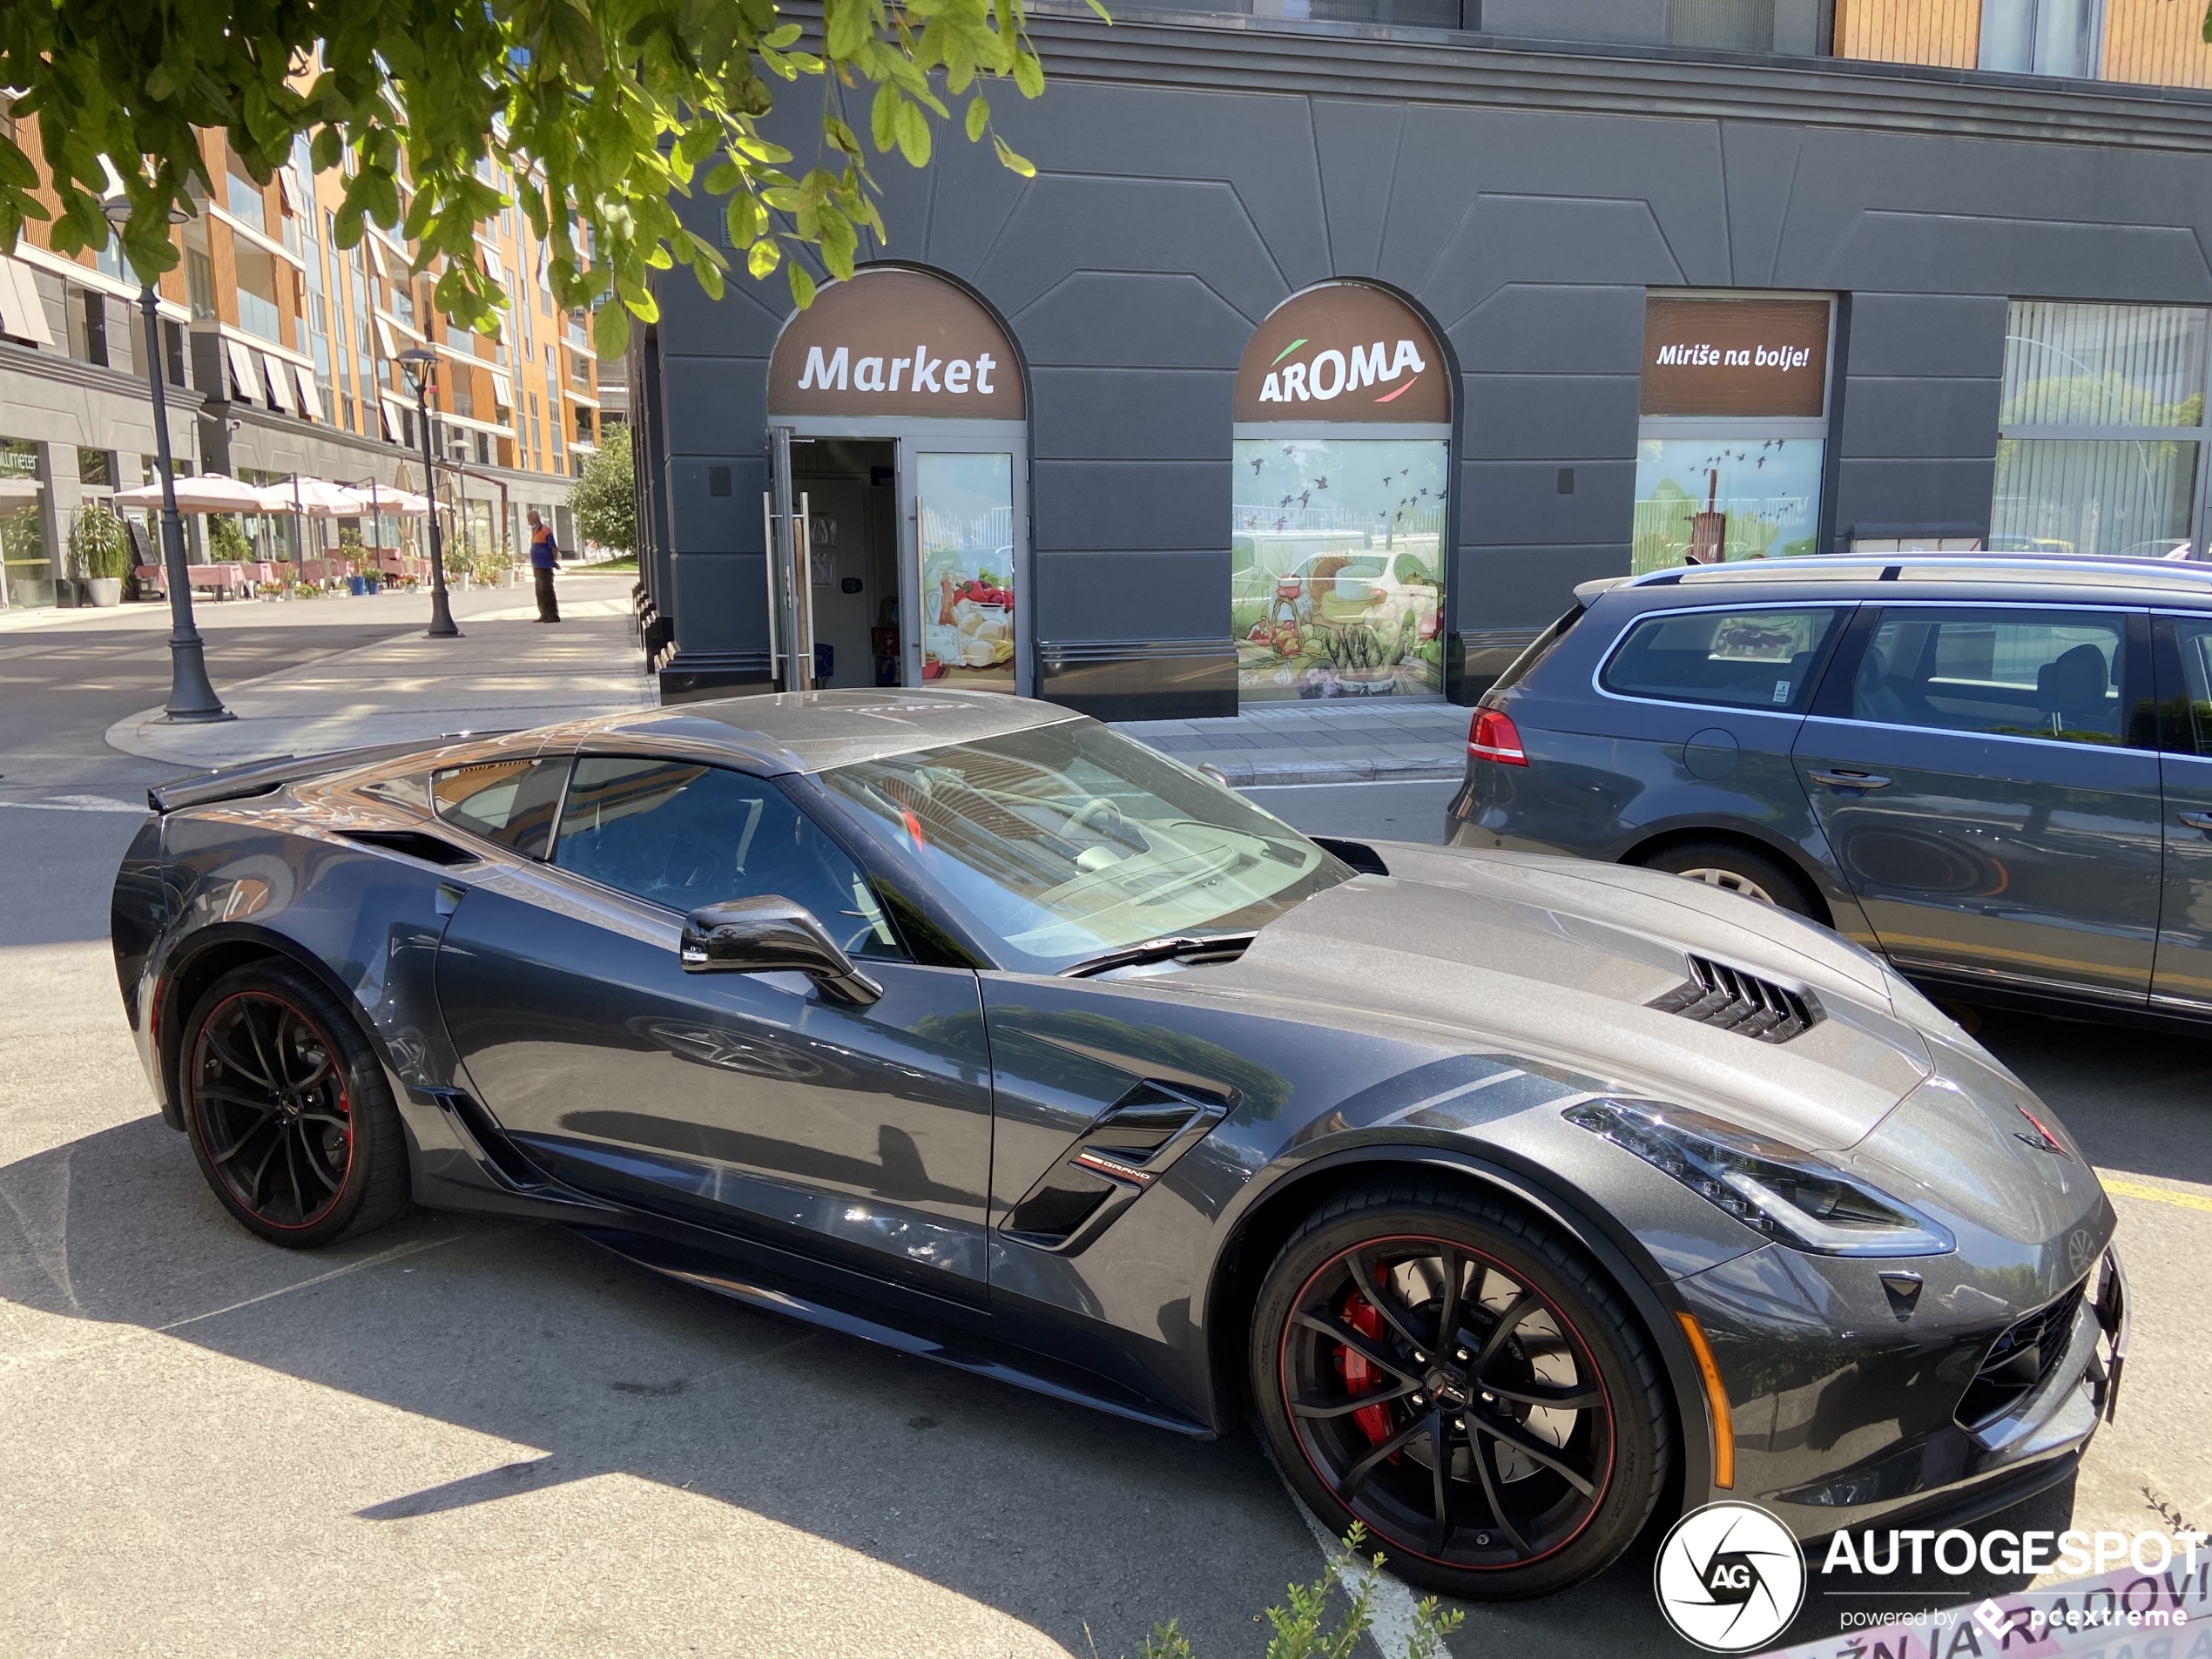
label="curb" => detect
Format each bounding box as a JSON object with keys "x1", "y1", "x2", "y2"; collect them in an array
[{"x1": 1197, "y1": 757, "x2": 1465, "y2": 787}]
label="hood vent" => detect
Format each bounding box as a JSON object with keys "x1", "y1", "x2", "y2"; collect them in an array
[{"x1": 1649, "y1": 955, "x2": 1819, "y2": 1043}]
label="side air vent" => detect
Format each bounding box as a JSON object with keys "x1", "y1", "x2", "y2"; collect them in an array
[
  {"x1": 336, "y1": 828, "x2": 481, "y2": 868},
  {"x1": 1003, "y1": 1082, "x2": 1229, "y2": 1253},
  {"x1": 1649, "y1": 955, "x2": 1818, "y2": 1043},
  {"x1": 1956, "y1": 1278, "x2": 2087, "y2": 1430}
]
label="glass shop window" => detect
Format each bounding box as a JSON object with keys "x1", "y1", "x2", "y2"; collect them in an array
[
  {"x1": 1992, "y1": 301, "x2": 2209, "y2": 558},
  {"x1": 1633, "y1": 294, "x2": 1834, "y2": 575}
]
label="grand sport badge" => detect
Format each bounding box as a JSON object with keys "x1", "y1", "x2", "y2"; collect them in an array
[{"x1": 1654, "y1": 1502, "x2": 1807, "y2": 1652}]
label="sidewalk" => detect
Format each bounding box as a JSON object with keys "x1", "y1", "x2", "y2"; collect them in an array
[
  {"x1": 105, "y1": 574, "x2": 652, "y2": 768},
  {"x1": 98, "y1": 577, "x2": 1467, "y2": 786},
  {"x1": 1115, "y1": 698, "x2": 1469, "y2": 786}
]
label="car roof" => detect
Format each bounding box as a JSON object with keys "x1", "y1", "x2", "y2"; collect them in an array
[
  {"x1": 1589, "y1": 555, "x2": 2212, "y2": 610},
  {"x1": 533, "y1": 687, "x2": 1087, "y2": 775}
]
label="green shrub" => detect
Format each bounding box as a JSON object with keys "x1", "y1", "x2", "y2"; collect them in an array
[
  {"x1": 69, "y1": 502, "x2": 132, "y2": 579},
  {"x1": 207, "y1": 513, "x2": 253, "y2": 563},
  {"x1": 1113, "y1": 1527, "x2": 1461, "y2": 1659}
]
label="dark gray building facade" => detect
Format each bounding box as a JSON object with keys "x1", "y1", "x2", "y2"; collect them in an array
[{"x1": 631, "y1": 9, "x2": 2212, "y2": 717}]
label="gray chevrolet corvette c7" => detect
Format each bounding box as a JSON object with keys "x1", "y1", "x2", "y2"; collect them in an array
[{"x1": 109, "y1": 689, "x2": 2128, "y2": 1599}]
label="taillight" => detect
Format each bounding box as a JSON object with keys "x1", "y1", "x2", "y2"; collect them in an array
[{"x1": 1469, "y1": 707, "x2": 1527, "y2": 765}]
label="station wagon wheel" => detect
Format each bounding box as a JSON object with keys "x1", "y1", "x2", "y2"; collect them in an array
[
  {"x1": 181, "y1": 961, "x2": 411, "y2": 1249},
  {"x1": 1637, "y1": 840, "x2": 1819, "y2": 921},
  {"x1": 1251, "y1": 1184, "x2": 1670, "y2": 1601}
]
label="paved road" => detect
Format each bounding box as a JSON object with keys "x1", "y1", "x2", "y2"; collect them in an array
[{"x1": 2, "y1": 631, "x2": 2207, "y2": 1658}]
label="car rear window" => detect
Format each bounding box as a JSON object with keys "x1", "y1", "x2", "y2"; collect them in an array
[{"x1": 1601, "y1": 608, "x2": 1841, "y2": 712}]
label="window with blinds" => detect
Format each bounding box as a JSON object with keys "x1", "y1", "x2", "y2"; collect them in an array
[{"x1": 1992, "y1": 300, "x2": 2210, "y2": 559}]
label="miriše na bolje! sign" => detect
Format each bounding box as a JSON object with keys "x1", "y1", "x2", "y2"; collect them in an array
[{"x1": 1641, "y1": 296, "x2": 1831, "y2": 419}]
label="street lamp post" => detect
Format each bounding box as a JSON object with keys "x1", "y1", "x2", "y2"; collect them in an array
[
  {"x1": 108, "y1": 201, "x2": 229, "y2": 722},
  {"x1": 396, "y1": 348, "x2": 461, "y2": 638}
]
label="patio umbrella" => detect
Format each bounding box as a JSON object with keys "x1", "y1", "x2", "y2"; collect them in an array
[
  {"x1": 109, "y1": 471, "x2": 266, "y2": 514},
  {"x1": 251, "y1": 477, "x2": 371, "y2": 517}
]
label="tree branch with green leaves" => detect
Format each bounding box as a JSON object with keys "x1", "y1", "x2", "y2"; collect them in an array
[{"x1": 0, "y1": 0, "x2": 1102, "y2": 358}]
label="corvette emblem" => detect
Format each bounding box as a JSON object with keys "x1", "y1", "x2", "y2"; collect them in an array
[{"x1": 2013, "y1": 1105, "x2": 2071, "y2": 1157}]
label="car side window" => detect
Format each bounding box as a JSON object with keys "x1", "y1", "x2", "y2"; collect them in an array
[
  {"x1": 1600, "y1": 608, "x2": 1839, "y2": 711},
  {"x1": 552, "y1": 757, "x2": 903, "y2": 959},
  {"x1": 2159, "y1": 615, "x2": 2212, "y2": 755},
  {"x1": 430, "y1": 758, "x2": 570, "y2": 857},
  {"x1": 1853, "y1": 607, "x2": 2128, "y2": 746}
]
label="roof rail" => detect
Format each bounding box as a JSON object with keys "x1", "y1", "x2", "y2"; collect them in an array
[{"x1": 1627, "y1": 554, "x2": 2212, "y2": 594}]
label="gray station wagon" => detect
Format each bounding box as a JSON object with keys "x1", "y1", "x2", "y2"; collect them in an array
[{"x1": 1446, "y1": 555, "x2": 2212, "y2": 1027}]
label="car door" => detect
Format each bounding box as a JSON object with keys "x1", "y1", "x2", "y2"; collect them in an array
[
  {"x1": 435, "y1": 752, "x2": 996, "y2": 1299},
  {"x1": 2148, "y1": 611, "x2": 2212, "y2": 1011},
  {"x1": 1792, "y1": 603, "x2": 2161, "y2": 1004}
]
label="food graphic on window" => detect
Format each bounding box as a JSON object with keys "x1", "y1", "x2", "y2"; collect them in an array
[
  {"x1": 916, "y1": 453, "x2": 1015, "y2": 690},
  {"x1": 1231, "y1": 438, "x2": 1447, "y2": 700}
]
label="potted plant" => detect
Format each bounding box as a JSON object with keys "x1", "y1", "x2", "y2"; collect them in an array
[{"x1": 70, "y1": 502, "x2": 132, "y2": 605}]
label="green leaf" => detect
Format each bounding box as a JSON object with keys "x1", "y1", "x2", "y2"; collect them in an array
[
  {"x1": 965, "y1": 94, "x2": 989, "y2": 141},
  {"x1": 1086, "y1": 0, "x2": 1116, "y2": 22},
  {"x1": 748, "y1": 238, "x2": 781, "y2": 277},
  {"x1": 1012, "y1": 50, "x2": 1046, "y2": 98},
  {"x1": 787, "y1": 260, "x2": 817, "y2": 309},
  {"x1": 871, "y1": 84, "x2": 900, "y2": 152},
  {"x1": 894, "y1": 97, "x2": 931, "y2": 166},
  {"x1": 991, "y1": 133, "x2": 1035, "y2": 178},
  {"x1": 593, "y1": 300, "x2": 631, "y2": 359}
]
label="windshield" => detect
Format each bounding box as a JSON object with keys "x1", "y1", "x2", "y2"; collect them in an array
[{"x1": 814, "y1": 719, "x2": 1350, "y2": 974}]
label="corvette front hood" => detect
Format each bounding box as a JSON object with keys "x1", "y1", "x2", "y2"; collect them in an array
[{"x1": 1212, "y1": 844, "x2": 1933, "y2": 1150}]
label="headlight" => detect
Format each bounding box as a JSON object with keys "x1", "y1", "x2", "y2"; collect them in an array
[{"x1": 1564, "y1": 1098, "x2": 1955, "y2": 1258}]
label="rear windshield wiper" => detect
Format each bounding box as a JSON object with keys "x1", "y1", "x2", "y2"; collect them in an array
[{"x1": 1058, "y1": 931, "x2": 1258, "y2": 979}]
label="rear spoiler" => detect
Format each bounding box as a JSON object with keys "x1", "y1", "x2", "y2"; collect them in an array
[{"x1": 146, "y1": 733, "x2": 516, "y2": 815}]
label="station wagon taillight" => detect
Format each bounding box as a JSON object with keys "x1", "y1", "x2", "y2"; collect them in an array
[{"x1": 1469, "y1": 708, "x2": 1527, "y2": 765}]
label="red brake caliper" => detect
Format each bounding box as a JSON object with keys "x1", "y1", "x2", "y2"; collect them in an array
[{"x1": 1334, "y1": 1275, "x2": 1399, "y2": 1450}]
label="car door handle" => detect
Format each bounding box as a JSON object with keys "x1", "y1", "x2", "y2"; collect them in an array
[
  {"x1": 2179, "y1": 811, "x2": 2212, "y2": 833},
  {"x1": 1808, "y1": 770, "x2": 1892, "y2": 790}
]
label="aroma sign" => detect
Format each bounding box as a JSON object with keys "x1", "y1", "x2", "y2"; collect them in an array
[
  {"x1": 769, "y1": 266, "x2": 1025, "y2": 420},
  {"x1": 1234, "y1": 283, "x2": 1449, "y2": 424}
]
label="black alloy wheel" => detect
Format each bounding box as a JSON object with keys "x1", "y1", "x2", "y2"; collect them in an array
[
  {"x1": 1251, "y1": 1183, "x2": 1671, "y2": 1600},
  {"x1": 182, "y1": 962, "x2": 410, "y2": 1248}
]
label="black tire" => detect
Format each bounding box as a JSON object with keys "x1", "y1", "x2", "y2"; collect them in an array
[
  {"x1": 1250, "y1": 1182, "x2": 1671, "y2": 1601},
  {"x1": 180, "y1": 961, "x2": 411, "y2": 1249},
  {"x1": 1636, "y1": 840, "x2": 1818, "y2": 920}
]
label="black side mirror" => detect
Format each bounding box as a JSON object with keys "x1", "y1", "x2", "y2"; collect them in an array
[{"x1": 679, "y1": 896, "x2": 883, "y2": 1007}]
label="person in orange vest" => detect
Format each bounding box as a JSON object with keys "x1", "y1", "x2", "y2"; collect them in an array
[{"x1": 527, "y1": 509, "x2": 560, "y2": 623}]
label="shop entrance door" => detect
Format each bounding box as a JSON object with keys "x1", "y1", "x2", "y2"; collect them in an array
[
  {"x1": 771, "y1": 425, "x2": 1028, "y2": 693},
  {"x1": 900, "y1": 439, "x2": 1025, "y2": 693},
  {"x1": 788, "y1": 436, "x2": 900, "y2": 690}
]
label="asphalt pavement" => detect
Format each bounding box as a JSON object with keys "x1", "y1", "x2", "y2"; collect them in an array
[{"x1": 3, "y1": 607, "x2": 2209, "y2": 1658}]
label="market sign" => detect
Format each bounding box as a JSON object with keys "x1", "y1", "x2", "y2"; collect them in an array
[
  {"x1": 767, "y1": 266, "x2": 1024, "y2": 420},
  {"x1": 1235, "y1": 283, "x2": 1449, "y2": 424},
  {"x1": 1641, "y1": 296, "x2": 1831, "y2": 419}
]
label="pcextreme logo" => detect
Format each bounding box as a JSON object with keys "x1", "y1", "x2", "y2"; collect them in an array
[
  {"x1": 1654, "y1": 1502, "x2": 1809, "y2": 1653},
  {"x1": 1254, "y1": 336, "x2": 1427, "y2": 407}
]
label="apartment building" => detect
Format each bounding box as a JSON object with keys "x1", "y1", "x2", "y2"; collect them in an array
[
  {"x1": 631, "y1": 0, "x2": 2212, "y2": 716},
  {"x1": 0, "y1": 107, "x2": 605, "y2": 607}
]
